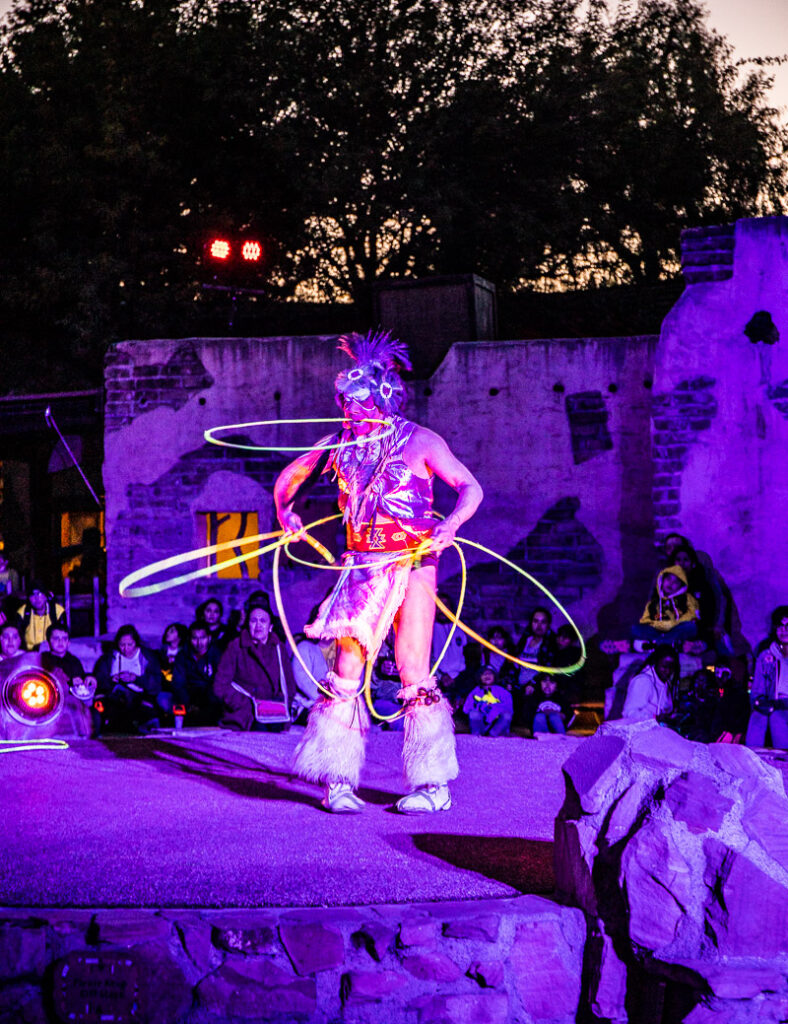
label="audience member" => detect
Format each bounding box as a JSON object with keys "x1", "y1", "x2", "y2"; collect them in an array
[
  {"x1": 554, "y1": 623, "x2": 584, "y2": 705},
  {"x1": 196, "y1": 598, "x2": 233, "y2": 651},
  {"x1": 671, "y1": 544, "x2": 717, "y2": 649},
  {"x1": 526, "y1": 674, "x2": 571, "y2": 735},
  {"x1": 370, "y1": 634, "x2": 404, "y2": 730},
  {"x1": 291, "y1": 631, "x2": 335, "y2": 723},
  {"x1": 431, "y1": 596, "x2": 468, "y2": 694},
  {"x1": 42, "y1": 623, "x2": 98, "y2": 730},
  {"x1": 171, "y1": 621, "x2": 222, "y2": 725},
  {"x1": 745, "y1": 606, "x2": 788, "y2": 749},
  {"x1": 517, "y1": 608, "x2": 557, "y2": 684},
  {"x1": 483, "y1": 625, "x2": 518, "y2": 686},
  {"x1": 0, "y1": 621, "x2": 22, "y2": 661},
  {"x1": 447, "y1": 641, "x2": 483, "y2": 710},
  {"x1": 158, "y1": 622, "x2": 187, "y2": 678},
  {"x1": 0, "y1": 552, "x2": 20, "y2": 595},
  {"x1": 243, "y1": 589, "x2": 285, "y2": 642},
  {"x1": 674, "y1": 669, "x2": 719, "y2": 742},
  {"x1": 20, "y1": 582, "x2": 65, "y2": 651},
  {"x1": 93, "y1": 625, "x2": 164, "y2": 733},
  {"x1": 622, "y1": 644, "x2": 680, "y2": 721},
  {"x1": 632, "y1": 566, "x2": 699, "y2": 647},
  {"x1": 214, "y1": 606, "x2": 295, "y2": 730},
  {"x1": 710, "y1": 658, "x2": 750, "y2": 743},
  {"x1": 462, "y1": 667, "x2": 513, "y2": 737}
]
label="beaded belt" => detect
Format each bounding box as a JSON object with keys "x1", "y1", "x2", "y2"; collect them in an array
[{"x1": 347, "y1": 520, "x2": 430, "y2": 553}]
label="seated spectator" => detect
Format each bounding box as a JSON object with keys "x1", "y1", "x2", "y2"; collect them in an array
[
  {"x1": 710, "y1": 658, "x2": 750, "y2": 743},
  {"x1": 674, "y1": 669, "x2": 719, "y2": 742},
  {"x1": 171, "y1": 621, "x2": 222, "y2": 725},
  {"x1": 671, "y1": 544, "x2": 717, "y2": 649},
  {"x1": 431, "y1": 596, "x2": 467, "y2": 695},
  {"x1": 483, "y1": 625, "x2": 518, "y2": 686},
  {"x1": 370, "y1": 634, "x2": 404, "y2": 730},
  {"x1": 196, "y1": 598, "x2": 233, "y2": 651},
  {"x1": 0, "y1": 621, "x2": 23, "y2": 661},
  {"x1": 516, "y1": 608, "x2": 557, "y2": 685},
  {"x1": 525, "y1": 674, "x2": 570, "y2": 735},
  {"x1": 447, "y1": 641, "x2": 483, "y2": 710},
  {"x1": 20, "y1": 582, "x2": 65, "y2": 651},
  {"x1": 0, "y1": 552, "x2": 20, "y2": 595},
  {"x1": 622, "y1": 644, "x2": 679, "y2": 721},
  {"x1": 42, "y1": 623, "x2": 98, "y2": 729},
  {"x1": 554, "y1": 624, "x2": 584, "y2": 705},
  {"x1": 214, "y1": 606, "x2": 295, "y2": 731},
  {"x1": 632, "y1": 566, "x2": 699, "y2": 647},
  {"x1": 745, "y1": 606, "x2": 788, "y2": 750},
  {"x1": 93, "y1": 625, "x2": 163, "y2": 733},
  {"x1": 158, "y1": 622, "x2": 187, "y2": 679},
  {"x1": 462, "y1": 667, "x2": 513, "y2": 737},
  {"x1": 243, "y1": 589, "x2": 285, "y2": 642},
  {"x1": 291, "y1": 629, "x2": 335, "y2": 723}
]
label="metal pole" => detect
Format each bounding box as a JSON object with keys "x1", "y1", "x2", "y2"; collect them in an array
[
  {"x1": 93, "y1": 576, "x2": 100, "y2": 638},
  {"x1": 44, "y1": 406, "x2": 101, "y2": 507},
  {"x1": 64, "y1": 576, "x2": 71, "y2": 632}
]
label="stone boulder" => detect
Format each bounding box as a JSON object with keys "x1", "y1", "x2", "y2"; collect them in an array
[{"x1": 555, "y1": 720, "x2": 788, "y2": 1021}]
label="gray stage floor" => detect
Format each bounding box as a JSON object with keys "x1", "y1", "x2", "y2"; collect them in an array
[{"x1": 0, "y1": 729, "x2": 580, "y2": 909}]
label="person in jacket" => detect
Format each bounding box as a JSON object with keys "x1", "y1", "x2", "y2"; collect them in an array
[
  {"x1": 622, "y1": 645, "x2": 680, "y2": 721},
  {"x1": 93, "y1": 625, "x2": 163, "y2": 733},
  {"x1": 171, "y1": 621, "x2": 222, "y2": 725},
  {"x1": 745, "y1": 606, "x2": 788, "y2": 749},
  {"x1": 214, "y1": 606, "x2": 295, "y2": 731},
  {"x1": 462, "y1": 667, "x2": 513, "y2": 737},
  {"x1": 20, "y1": 581, "x2": 65, "y2": 651},
  {"x1": 632, "y1": 565, "x2": 699, "y2": 645}
]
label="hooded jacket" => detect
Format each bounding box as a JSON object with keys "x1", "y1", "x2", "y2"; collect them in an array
[{"x1": 639, "y1": 565, "x2": 699, "y2": 632}]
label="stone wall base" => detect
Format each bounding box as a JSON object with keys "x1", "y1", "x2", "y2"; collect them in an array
[{"x1": 0, "y1": 895, "x2": 585, "y2": 1024}]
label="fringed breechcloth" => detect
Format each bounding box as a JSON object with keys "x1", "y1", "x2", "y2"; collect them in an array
[{"x1": 295, "y1": 550, "x2": 458, "y2": 790}]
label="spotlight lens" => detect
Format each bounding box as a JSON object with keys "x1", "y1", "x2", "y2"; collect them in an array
[
  {"x1": 4, "y1": 668, "x2": 62, "y2": 723},
  {"x1": 241, "y1": 240, "x2": 262, "y2": 262},
  {"x1": 209, "y1": 239, "x2": 231, "y2": 260}
]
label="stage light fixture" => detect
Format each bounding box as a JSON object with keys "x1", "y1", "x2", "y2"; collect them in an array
[
  {"x1": 241, "y1": 240, "x2": 262, "y2": 262},
  {"x1": 209, "y1": 239, "x2": 231, "y2": 260},
  {"x1": 2, "y1": 664, "x2": 64, "y2": 728}
]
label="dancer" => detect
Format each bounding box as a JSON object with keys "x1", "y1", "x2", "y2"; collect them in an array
[{"x1": 274, "y1": 331, "x2": 482, "y2": 813}]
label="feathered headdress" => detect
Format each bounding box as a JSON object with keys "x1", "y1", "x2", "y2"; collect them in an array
[{"x1": 334, "y1": 329, "x2": 411, "y2": 416}]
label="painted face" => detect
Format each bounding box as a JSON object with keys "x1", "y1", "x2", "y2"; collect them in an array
[
  {"x1": 118, "y1": 634, "x2": 138, "y2": 658},
  {"x1": 0, "y1": 628, "x2": 21, "y2": 658},
  {"x1": 49, "y1": 629, "x2": 69, "y2": 658},
  {"x1": 341, "y1": 394, "x2": 382, "y2": 437},
  {"x1": 248, "y1": 607, "x2": 272, "y2": 644},
  {"x1": 190, "y1": 629, "x2": 210, "y2": 657},
  {"x1": 531, "y1": 612, "x2": 550, "y2": 637}
]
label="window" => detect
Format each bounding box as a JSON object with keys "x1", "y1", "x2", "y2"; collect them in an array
[{"x1": 202, "y1": 512, "x2": 262, "y2": 579}]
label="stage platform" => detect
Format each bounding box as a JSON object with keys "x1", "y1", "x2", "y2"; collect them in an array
[{"x1": 0, "y1": 729, "x2": 579, "y2": 909}]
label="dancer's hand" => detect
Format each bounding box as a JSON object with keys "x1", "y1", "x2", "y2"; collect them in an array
[
  {"x1": 429, "y1": 516, "x2": 459, "y2": 553},
  {"x1": 279, "y1": 510, "x2": 305, "y2": 540}
]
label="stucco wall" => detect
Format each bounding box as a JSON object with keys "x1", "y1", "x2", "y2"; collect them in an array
[
  {"x1": 653, "y1": 216, "x2": 788, "y2": 644},
  {"x1": 104, "y1": 333, "x2": 656, "y2": 643}
]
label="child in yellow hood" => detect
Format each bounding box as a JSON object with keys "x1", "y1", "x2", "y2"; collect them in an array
[{"x1": 632, "y1": 564, "x2": 700, "y2": 645}]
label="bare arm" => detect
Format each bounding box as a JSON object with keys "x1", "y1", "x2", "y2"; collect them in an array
[
  {"x1": 406, "y1": 427, "x2": 483, "y2": 552},
  {"x1": 273, "y1": 446, "x2": 327, "y2": 535}
]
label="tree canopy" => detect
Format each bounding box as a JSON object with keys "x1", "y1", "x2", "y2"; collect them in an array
[{"x1": 0, "y1": 0, "x2": 784, "y2": 385}]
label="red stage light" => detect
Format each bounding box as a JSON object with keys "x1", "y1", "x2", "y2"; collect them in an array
[
  {"x1": 209, "y1": 239, "x2": 231, "y2": 260},
  {"x1": 241, "y1": 241, "x2": 262, "y2": 262}
]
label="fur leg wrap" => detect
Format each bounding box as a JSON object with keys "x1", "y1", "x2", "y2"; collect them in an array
[
  {"x1": 293, "y1": 672, "x2": 369, "y2": 788},
  {"x1": 399, "y1": 677, "x2": 459, "y2": 789}
]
